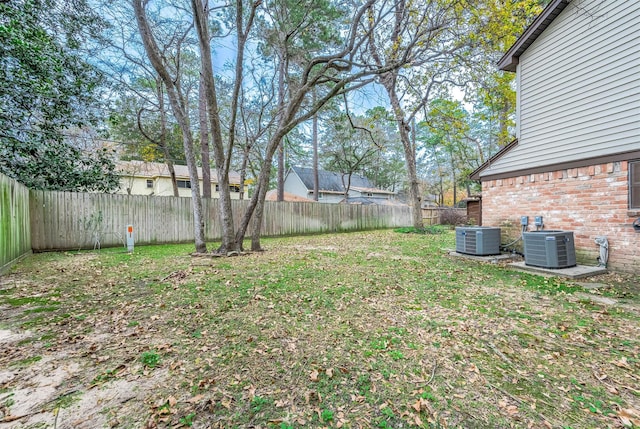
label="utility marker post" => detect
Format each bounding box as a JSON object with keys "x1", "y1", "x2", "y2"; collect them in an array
[{"x1": 126, "y1": 225, "x2": 134, "y2": 253}]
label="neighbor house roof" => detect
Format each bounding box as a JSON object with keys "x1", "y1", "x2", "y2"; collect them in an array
[
  {"x1": 497, "y1": 0, "x2": 571, "y2": 72},
  {"x1": 351, "y1": 186, "x2": 395, "y2": 196},
  {"x1": 117, "y1": 160, "x2": 242, "y2": 184},
  {"x1": 342, "y1": 197, "x2": 407, "y2": 206},
  {"x1": 291, "y1": 166, "x2": 392, "y2": 194}
]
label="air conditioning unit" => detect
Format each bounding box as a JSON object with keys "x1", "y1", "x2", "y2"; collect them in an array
[
  {"x1": 455, "y1": 226, "x2": 501, "y2": 256},
  {"x1": 523, "y1": 231, "x2": 576, "y2": 269}
]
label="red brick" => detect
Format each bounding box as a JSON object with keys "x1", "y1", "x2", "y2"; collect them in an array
[{"x1": 481, "y1": 161, "x2": 638, "y2": 272}]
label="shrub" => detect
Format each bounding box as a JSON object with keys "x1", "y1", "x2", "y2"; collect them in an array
[{"x1": 439, "y1": 208, "x2": 467, "y2": 226}]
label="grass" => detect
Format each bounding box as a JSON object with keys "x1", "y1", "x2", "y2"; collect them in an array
[
  {"x1": 10, "y1": 355, "x2": 42, "y2": 368},
  {"x1": 140, "y1": 350, "x2": 161, "y2": 368},
  {"x1": 0, "y1": 230, "x2": 638, "y2": 428}
]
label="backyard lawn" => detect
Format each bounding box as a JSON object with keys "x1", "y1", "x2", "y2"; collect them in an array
[{"x1": 0, "y1": 229, "x2": 639, "y2": 428}]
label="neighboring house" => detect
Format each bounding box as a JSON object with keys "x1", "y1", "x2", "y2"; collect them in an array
[
  {"x1": 284, "y1": 166, "x2": 398, "y2": 205},
  {"x1": 470, "y1": 0, "x2": 640, "y2": 272},
  {"x1": 117, "y1": 160, "x2": 248, "y2": 199},
  {"x1": 265, "y1": 190, "x2": 315, "y2": 202}
]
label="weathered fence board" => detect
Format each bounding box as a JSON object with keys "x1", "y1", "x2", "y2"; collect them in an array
[
  {"x1": 1, "y1": 174, "x2": 31, "y2": 273},
  {"x1": 29, "y1": 191, "x2": 412, "y2": 251},
  {"x1": 422, "y1": 207, "x2": 467, "y2": 225}
]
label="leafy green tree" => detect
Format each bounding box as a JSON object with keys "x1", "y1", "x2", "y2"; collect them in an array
[
  {"x1": 108, "y1": 77, "x2": 186, "y2": 196},
  {"x1": 0, "y1": 0, "x2": 118, "y2": 191},
  {"x1": 192, "y1": 0, "x2": 418, "y2": 252},
  {"x1": 462, "y1": 0, "x2": 547, "y2": 149},
  {"x1": 357, "y1": 107, "x2": 407, "y2": 193},
  {"x1": 320, "y1": 113, "x2": 381, "y2": 200},
  {"x1": 365, "y1": 0, "x2": 472, "y2": 229},
  {"x1": 421, "y1": 98, "x2": 474, "y2": 206},
  {"x1": 256, "y1": 0, "x2": 344, "y2": 201},
  {"x1": 321, "y1": 106, "x2": 405, "y2": 196},
  {"x1": 134, "y1": 0, "x2": 209, "y2": 253}
]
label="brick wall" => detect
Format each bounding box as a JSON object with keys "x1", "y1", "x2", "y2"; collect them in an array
[
  {"x1": 466, "y1": 200, "x2": 481, "y2": 225},
  {"x1": 481, "y1": 161, "x2": 640, "y2": 272}
]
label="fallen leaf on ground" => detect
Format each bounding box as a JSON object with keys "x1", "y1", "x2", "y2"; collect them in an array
[
  {"x1": 310, "y1": 369, "x2": 319, "y2": 382},
  {"x1": 188, "y1": 394, "x2": 204, "y2": 403},
  {"x1": 613, "y1": 357, "x2": 632, "y2": 370},
  {"x1": 618, "y1": 408, "x2": 640, "y2": 427}
]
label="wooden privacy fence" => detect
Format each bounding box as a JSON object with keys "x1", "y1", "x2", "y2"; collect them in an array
[
  {"x1": 1, "y1": 174, "x2": 31, "y2": 273},
  {"x1": 29, "y1": 191, "x2": 412, "y2": 251},
  {"x1": 422, "y1": 207, "x2": 467, "y2": 225}
]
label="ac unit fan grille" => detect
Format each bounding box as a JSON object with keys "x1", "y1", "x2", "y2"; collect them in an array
[
  {"x1": 455, "y1": 227, "x2": 501, "y2": 256},
  {"x1": 523, "y1": 231, "x2": 576, "y2": 269}
]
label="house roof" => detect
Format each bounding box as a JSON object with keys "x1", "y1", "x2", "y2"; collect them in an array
[
  {"x1": 341, "y1": 197, "x2": 407, "y2": 206},
  {"x1": 117, "y1": 160, "x2": 242, "y2": 184},
  {"x1": 476, "y1": 0, "x2": 640, "y2": 181},
  {"x1": 469, "y1": 139, "x2": 519, "y2": 181},
  {"x1": 290, "y1": 166, "x2": 392, "y2": 194},
  {"x1": 472, "y1": 0, "x2": 574, "y2": 180},
  {"x1": 497, "y1": 0, "x2": 571, "y2": 72},
  {"x1": 350, "y1": 186, "x2": 395, "y2": 195}
]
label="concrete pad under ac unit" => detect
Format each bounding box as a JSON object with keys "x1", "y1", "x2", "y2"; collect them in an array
[{"x1": 508, "y1": 261, "x2": 607, "y2": 279}]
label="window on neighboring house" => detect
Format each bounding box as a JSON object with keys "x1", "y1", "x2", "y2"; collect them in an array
[
  {"x1": 215, "y1": 184, "x2": 241, "y2": 192},
  {"x1": 631, "y1": 160, "x2": 640, "y2": 209},
  {"x1": 177, "y1": 180, "x2": 191, "y2": 189},
  {"x1": 146, "y1": 179, "x2": 153, "y2": 188},
  {"x1": 317, "y1": 192, "x2": 323, "y2": 199}
]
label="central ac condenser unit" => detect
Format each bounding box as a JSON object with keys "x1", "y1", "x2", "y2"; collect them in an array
[
  {"x1": 523, "y1": 231, "x2": 576, "y2": 269},
  {"x1": 455, "y1": 226, "x2": 501, "y2": 256}
]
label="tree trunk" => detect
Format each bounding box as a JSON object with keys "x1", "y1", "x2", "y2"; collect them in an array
[
  {"x1": 387, "y1": 84, "x2": 423, "y2": 229},
  {"x1": 251, "y1": 171, "x2": 271, "y2": 251},
  {"x1": 275, "y1": 55, "x2": 286, "y2": 202},
  {"x1": 365, "y1": 0, "x2": 425, "y2": 230},
  {"x1": 158, "y1": 82, "x2": 179, "y2": 197},
  {"x1": 499, "y1": 103, "x2": 511, "y2": 146},
  {"x1": 236, "y1": 122, "x2": 289, "y2": 251},
  {"x1": 449, "y1": 146, "x2": 457, "y2": 206},
  {"x1": 439, "y1": 172, "x2": 444, "y2": 206},
  {"x1": 239, "y1": 144, "x2": 250, "y2": 200},
  {"x1": 166, "y1": 159, "x2": 179, "y2": 197},
  {"x1": 277, "y1": 143, "x2": 285, "y2": 201},
  {"x1": 340, "y1": 172, "x2": 353, "y2": 203},
  {"x1": 312, "y1": 91, "x2": 319, "y2": 201},
  {"x1": 247, "y1": 145, "x2": 277, "y2": 251},
  {"x1": 198, "y1": 74, "x2": 212, "y2": 199},
  {"x1": 134, "y1": 0, "x2": 207, "y2": 253},
  {"x1": 192, "y1": 0, "x2": 238, "y2": 253}
]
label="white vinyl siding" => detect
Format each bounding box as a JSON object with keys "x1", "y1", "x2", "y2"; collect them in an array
[
  {"x1": 283, "y1": 170, "x2": 312, "y2": 199},
  {"x1": 482, "y1": 0, "x2": 640, "y2": 177}
]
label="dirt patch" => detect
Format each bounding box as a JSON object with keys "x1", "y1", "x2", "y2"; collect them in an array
[
  {"x1": 0, "y1": 353, "x2": 80, "y2": 428},
  {"x1": 0, "y1": 327, "x2": 169, "y2": 428},
  {"x1": 0, "y1": 330, "x2": 32, "y2": 345}
]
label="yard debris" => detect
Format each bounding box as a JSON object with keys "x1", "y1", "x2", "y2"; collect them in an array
[
  {"x1": 618, "y1": 407, "x2": 640, "y2": 427},
  {"x1": 161, "y1": 269, "x2": 189, "y2": 282}
]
